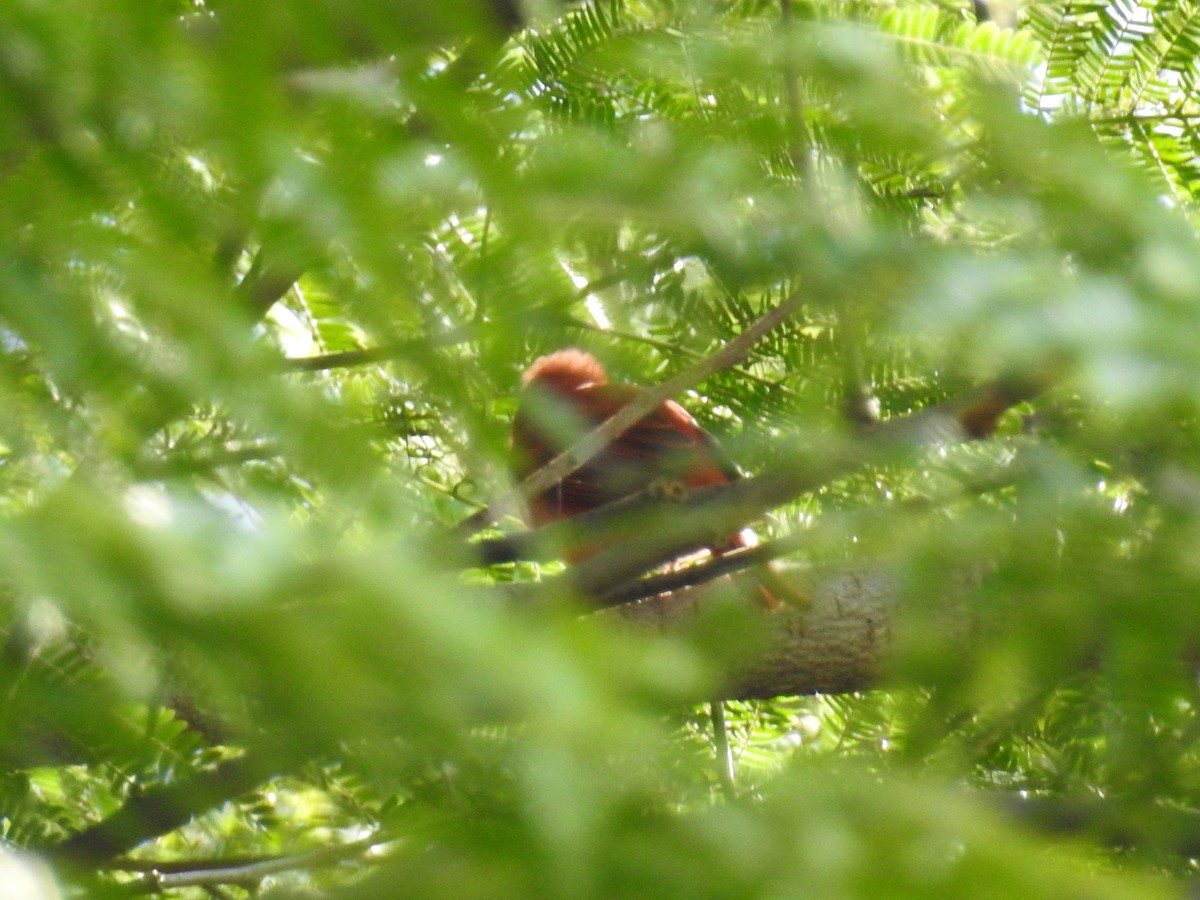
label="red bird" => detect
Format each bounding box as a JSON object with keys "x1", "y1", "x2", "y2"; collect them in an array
[{"x1": 511, "y1": 349, "x2": 778, "y2": 605}]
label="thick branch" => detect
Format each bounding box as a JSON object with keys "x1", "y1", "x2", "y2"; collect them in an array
[
  {"x1": 491, "y1": 372, "x2": 1048, "y2": 602},
  {"x1": 234, "y1": 249, "x2": 305, "y2": 322},
  {"x1": 45, "y1": 755, "x2": 275, "y2": 867},
  {"x1": 611, "y1": 565, "x2": 889, "y2": 699},
  {"x1": 606, "y1": 562, "x2": 977, "y2": 699},
  {"x1": 1000, "y1": 793, "x2": 1200, "y2": 858}
]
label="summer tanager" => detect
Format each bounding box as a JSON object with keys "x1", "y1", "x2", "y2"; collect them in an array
[{"x1": 511, "y1": 349, "x2": 778, "y2": 605}]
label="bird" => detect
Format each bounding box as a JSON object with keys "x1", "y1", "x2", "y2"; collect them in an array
[{"x1": 510, "y1": 348, "x2": 782, "y2": 607}]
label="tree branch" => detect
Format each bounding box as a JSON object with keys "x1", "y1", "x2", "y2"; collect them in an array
[
  {"x1": 280, "y1": 341, "x2": 428, "y2": 373},
  {"x1": 604, "y1": 561, "x2": 978, "y2": 699},
  {"x1": 999, "y1": 793, "x2": 1200, "y2": 859},
  {"x1": 135, "y1": 442, "x2": 281, "y2": 479},
  {"x1": 116, "y1": 836, "x2": 392, "y2": 895},
  {"x1": 479, "y1": 372, "x2": 1049, "y2": 604},
  {"x1": 234, "y1": 249, "x2": 306, "y2": 322},
  {"x1": 593, "y1": 533, "x2": 809, "y2": 608},
  {"x1": 45, "y1": 755, "x2": 276, "y2": 867},
  {"x1": 779, "y1": 0, "x2": 812, "y2": 183}
]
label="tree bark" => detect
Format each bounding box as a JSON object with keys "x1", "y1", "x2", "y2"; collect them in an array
[{"x1": 606, "y1": 563, "x2": 973, "y2": 699}]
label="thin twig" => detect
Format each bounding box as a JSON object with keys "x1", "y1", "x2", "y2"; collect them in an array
[
  {"x1": 471, "y1": 483, "x2": 680, "y2": 564},
  {"x1": 568, "y1": 319, "x2": 804, "y2": 401},
  {"x1": 779, "y1": 0, "x2": 812, "y2": 183},
  {"x1": 122, "y1": 836, "x2": 393, "y2": 894},
  {"x1": 278, "y1": 316, "x2": 494, "y2": 371},
  {"x1": 1087, "y1": 109, "x2": 1200, "y2": 126},
  {"x1": 281, "y1": 341, "x2": 428, "y2": 372},
  {"x1": 278, "y1": 254, "x2": 685, "y2": 375},
  {"x1": 136, "y1": 443, "x2": 281, "y2": 478},
  {"x1": 569, "y1": 248, "x2": 681, "y2": 299},
  {"x1": 711, "y1": 701, "x2": 738, "y2": 800}
]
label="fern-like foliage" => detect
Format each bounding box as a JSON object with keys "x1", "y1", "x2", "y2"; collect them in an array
[
  {"x1": 1026, "y1": 0, "x2": 1200, "y2": 202},
  {"x1": 879, "y1": 5, "x2": 1043, "y2": 76}
]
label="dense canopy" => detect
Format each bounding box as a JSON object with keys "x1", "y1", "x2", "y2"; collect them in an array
[{"x1": 3, "y1": 0, "x2": 1200, "y2": 897}]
